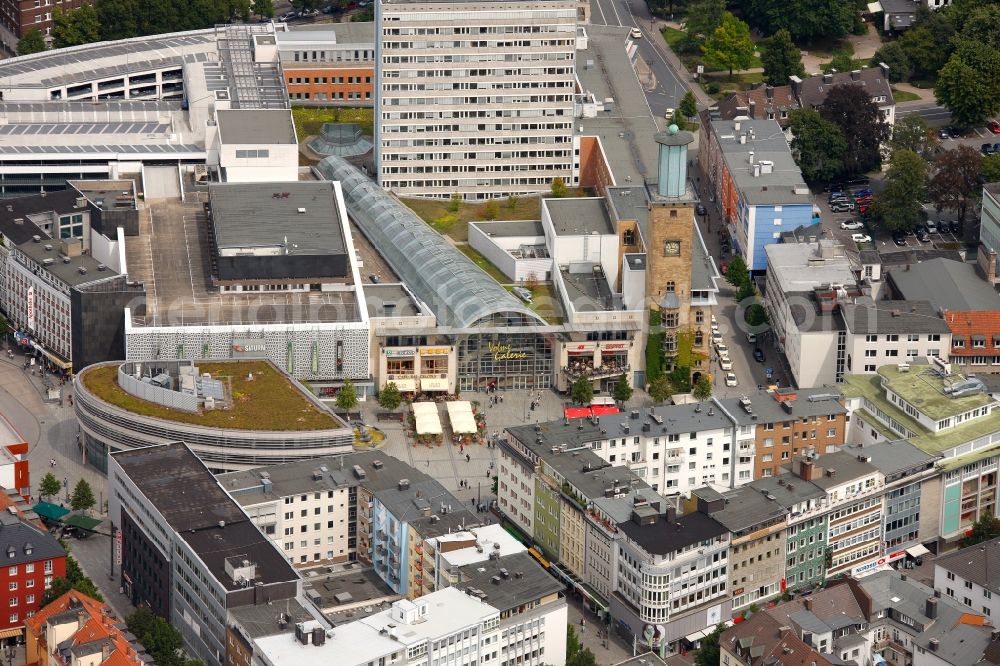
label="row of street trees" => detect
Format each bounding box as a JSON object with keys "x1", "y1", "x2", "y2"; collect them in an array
[{"x1": 663, "y1": 0, "x2": 862, "y2": 44}]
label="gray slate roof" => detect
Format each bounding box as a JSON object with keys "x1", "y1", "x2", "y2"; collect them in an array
[
  {"x1": 840, "y1": 440, "x2": 940, "y2": 478},
  {"x1": 839, "y1": 300, "x2": 951, "y2": 335},
  {"x1": 714, "y1": 388, "x2": 846, "y2": 427},
  {"x1": 0, "y1": 511, "x2": 64, "y2": 566},
  {"x1": 217, "y1": 110, "x2": 297, "y2": 144},
  {"x1": 710, "y1": 484, "x2": 788, "y2": 532},
  {"x1": 208, "y1": 181, "x2": 346, "y2": 256},
  {"x1": 16, "y1": 238, "x2": 120, "y2": 288},
  {"x1": 545, "y1": 198, "x2": 614, "y2": 236},
  {"x1": 808, "y1": 450, "x2": 878, "y2": 489},
  {"x1": 888, "y1": 258, "x2": 1000, "y2": 311},
  {"x1": 797, "y1": 67, "x2": 894, "y2": 109},
  {"x1": 934, "y1": 536, "x2": 1000, "y2": 596},
  {"x1": 708, "y1": 117, "x2": 810, "y2": 206},
  {"x1": 454, "y1": 551, "x2": 563, "y2": 612}
]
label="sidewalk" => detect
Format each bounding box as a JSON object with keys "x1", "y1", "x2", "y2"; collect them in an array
[{"x1": 648, "y1": 17, "x2": 714, "y2": 108}]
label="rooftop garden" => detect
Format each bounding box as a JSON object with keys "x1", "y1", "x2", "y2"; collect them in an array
[{"x1": 81, "y1": 361, "x2": 341, "y2": 431}]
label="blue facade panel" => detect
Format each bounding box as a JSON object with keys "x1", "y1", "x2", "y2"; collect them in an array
[{"x1": 749, "y1": 203, "x2": 814, "y2": 272}]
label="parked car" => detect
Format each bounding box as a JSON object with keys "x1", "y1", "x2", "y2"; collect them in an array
[
  {"x1": 725, "y1": 372, "x2": 738, "y2": 387},
  {"x1": 720, "y1": 357, "x2": 733, "y2": 371},
  {"x1": 917, "y1": 231, "x2": 931, "y2": 243},
  {"x1": 938, "y1": 128, "x2": 950, "y2": 140},
  {"x1": 988, "y1": 119, "x2": 1000, "y2": 134},
  {"x1": 840, "y1": 220, "x2": 864, "y2": 230},
  {"x1": 984, "y1": 143, "x2": 997, "y2": 156},
  {"x1": 845, "y1": 176, "x2": 870, "y2": 186},
  {"x1": 892, "y1": 232, "x2": 907, "y2": 247},
  {"x1": 696, "y1": 203, "x2": 707, "y2": 216},
  {"x1": 828, "y1": 192, "x2": 849, "y2": 202},
  {"x1": 753, "y1": 348, "x2": 765, "y2": 363},
  {"x1": 851, "y1": 233, "x2": 872, "y2": 243},
  {"x1": 831, "y1": 202, "x2": 855, "y2": 213},
  {"x1": 715, "y1": 341, "x2": 729, "y2": 356},
  {"x1": 746, "y1": 332, "x2": 757, "y2": 344},
  {"x1": 925, "y1": 221, "x2": 938, "y2": 233},
  {"x1": 950, "y1": 220, "x2": 963, "y2": 234},
  {"x1": 280, "y1": 11, "x2": 297, "y2": 20},
  {"x1": 947, "y1": 126, "x2": 963, "y2": 139},
  {"x1": 630, "y1": 27, "x2": 642, "y2": 38},
  {"x1": 853, "y1": 188, "x2": 873, "y2": 198},
  {"x1": 711, "y1": 331, "x2": 723, "y2": 345}
]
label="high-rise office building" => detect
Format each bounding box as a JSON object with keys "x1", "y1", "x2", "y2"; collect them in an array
[{"x1": 375, "y1": 0, "x2": 578, "y2": 200}]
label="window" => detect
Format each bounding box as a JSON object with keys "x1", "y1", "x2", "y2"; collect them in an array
[
  {"x1": 43, "y1": 561, "x2": 52, "y2": 573},
  {"x1": 234, "y1": 149, "x2": 271, "y2": 159},
  {"x1": 907, "y1": 334, "x2": 919, "y2": 342},
  {"x1": 865, "y1": 364, "x2": 876, "y2": 372},
  {"x1": 58, "y1": 213, "x2": 84, "y2": 239},
  {"x1": 6, "y1": 582, "x2": 14, "y2": 591},
  {"x1": 6, "y1": 567, "x2": 14, "y2": 576}
]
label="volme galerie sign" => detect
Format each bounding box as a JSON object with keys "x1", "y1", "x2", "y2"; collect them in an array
[{"x1": 488, "y1": 341, "x2": 528, "y2": 362}]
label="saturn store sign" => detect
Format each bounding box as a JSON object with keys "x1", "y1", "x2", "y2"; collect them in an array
[{"x1": 232, "y1": 337, "x2": 268, "y2": 357}]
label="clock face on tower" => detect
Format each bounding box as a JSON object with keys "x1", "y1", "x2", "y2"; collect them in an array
[{"x1": 664, "y1": 240, "x2": 681, "y2": 256}]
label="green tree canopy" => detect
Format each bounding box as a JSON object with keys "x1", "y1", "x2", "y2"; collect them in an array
[
  {"x1": 759, "y1": 29, "x2": 804, "y2": 86},
  {"x1": 571, "y1": 376, "x2": 594, "y2": 406},
  {"x1": 724, "y1": 255, "x2": 749, "y2": 288},
  {"x1": 41, "y1": 555, "x2": 104, "y2": 605},
  {"x1": 961, "y1": 511, "x2": 1000, "y2": 548},
  {"x1": 684, "y1": 0, "x2": 726, "y2": 42},
  {"x1": 888, "y1": 114, "x2": 938, "y2": 159},
  {"x1": 39, "y1": 472, "x2": 62, "y2": 500},
  {"x1": 70, "y1": 479, "x2": 95, "y2": 512},
  {"x1": 871, "y1": 42, "x2": 911, "y2": 83},
  {"x1": 378, "y1": 382, "x2": 402, "y2": 410},
  {"x1": 871, "y1": 149, "x2": 928, "y2": 232},
  {"x1": 550, "y1": 177, "x2": 569, "y2": 198},
  {"x1": 820, "y1": 84, "x2": 890, "y2": 176},
  {"x1": 898, "y1": 26, "x2": 951, "y2": 81},
  {"x1": 826, "y1": 53, "x2": 857, "y2": 74},
  {"x1": 51, "y1": 5, "x2": 100, "y2": 49},
  {"x1": 648, "y1": 375, "x2": 674, "y2": 403},
  {"x1": 127, "y1": 608, "x2": 202, "y2": 666},
  {"x1": 16, "y1": 29, "x2": 46, "y2": 56},
  {"x1": 787, "y1": 108, "x2": 847, "y2": 183},
  {"x1": 254, "y1": 0, "x2": 275, "y2": 17},
  {"x1": 929, "y1": 145, "x2": 982, "y2": 221},
  {"x1": 612, "y1": 373, "x2": 633, "y2": 405},
  {"x1": 701, "y1": 13, "x2": 755, "y2": 76},
  {"x1": 935, "y1": 54, "x2": 999, "y2": 127},
  {"x1": 983, "y1": 153, "x2": 1000, "y2": 183},
  {"x1": 694, "y1": 625, "x2": 727, "y2": 666},
  {"x1": 743, "y1": 0, "x2": 854, "y2": 42},
  {"x1": 336, "y1": 379, "x2": 359, "y2": 412},
  {"x1": 693, "y1": 375, "x2": 712, "y2": 400},
  {"x1": 679, "y1": 91, "x2": 699, "y2": 119}
]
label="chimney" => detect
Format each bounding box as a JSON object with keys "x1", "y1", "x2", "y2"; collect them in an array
[
  {"x1": 850, "y1": 70, "x2": 861, "y2": 81},
  {"x1": 823, "y1": 73, "x2": 833, "y2": 84},
  {"x1": 789, "y1": 75, "x2": 802, "y2": 101},
  {"x1": 654, "y1": 125, "x2": 694, "y2": 198},
  {"x1": 929, "y1": 638, "x2": 939, "y2": 652},
  {"x1": 878, "y1": 61, "x2": 890, "y2": 79},
  {"x1": 765, "y1": 85, "x2": 774, "y2": 100},
  {"x1": 925, "y1": 597, "x2": 938, "y2": 620},
  {"x1": 804, "y1": 597, "x2": 813, "y2": 612}
]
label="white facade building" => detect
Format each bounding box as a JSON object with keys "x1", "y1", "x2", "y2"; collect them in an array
[
  {"x1": 933, "y1": 537, "x2": 1000, "y2": 621},
  {"x1": 375, "y1": 0, "x2": 578, "y2": 200}
]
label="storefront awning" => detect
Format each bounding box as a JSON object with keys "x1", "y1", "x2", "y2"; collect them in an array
[
  {"x1": 33, "y1": 501, "x2": 69, "y2": 521},
  {"x1": 420, "y1": 377, "x2": 449, "y2": 392},
  {"x1": 906, "y1": 544, "x2": 931, "y2": 558},
  {"x1": 412, "y1": 401, "x2": 443, "y2": 435},
  {"x1": 0, "y1": 628, "x2": 22, "y2": 640},
  {"x1": 390, "y1": 378, "x2": 416, "y2": 392},
  {"x1": 63, "y1": 514, "x2": 103, "y2": 531},
  {"x1": 446, "y1": 400, "x2": 477, "y2": 434},
  {"x1": 685, "y1": 627, "x2": 713, "y2": 642}
]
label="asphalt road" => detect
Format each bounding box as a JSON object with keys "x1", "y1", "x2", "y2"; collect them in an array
[
  {"x1": 897, "y1": 102, "x2": 952, "y2": 128},
  {"x1": 589, "y1": 0, "x2": 689, "y2": 118}
]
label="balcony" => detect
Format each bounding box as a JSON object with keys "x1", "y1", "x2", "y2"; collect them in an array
[
  {"x1": 563, "y1": 363, "x2": 630, "y2": 381},
  {"x1": 415, "y1": 561, "x2": 423, "y2": 571},
  {"x1": 414, "y1": 545, "x2": 422, "y2": 555}
]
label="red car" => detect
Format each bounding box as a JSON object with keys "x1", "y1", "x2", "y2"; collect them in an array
[
  {"x1": 989, "y1": 120, "x2": 1000, "y2": 134},
  {"x1": 855, "y1": 195, "x2": 874, "y2": 205}
]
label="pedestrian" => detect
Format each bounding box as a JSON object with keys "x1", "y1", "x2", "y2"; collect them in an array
[
  {"x1": 427, "y1": 460, "x2": 430, "y2": 468},
  {"x1": 499, "y1": 395, "x2": 503, "y2": 403},
  {"x1": 466, "y1": 454, "x2": 471, "y2": 462}
]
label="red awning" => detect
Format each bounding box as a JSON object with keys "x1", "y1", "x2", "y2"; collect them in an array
[
  {"x1": 591, "y1": 406, "x2": 621, "y2": 416},
  {"x1": 564, "y1": 407, "x2": 592, "y2": 419}
]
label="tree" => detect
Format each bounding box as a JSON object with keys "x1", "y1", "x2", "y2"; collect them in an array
[
  {"x1": 484, "y1": 200, "x2": 500, "y2": 220},
  {"x1": 888, "y1": 114, "x2": 938, "y2": 159},
  {"x1": 961, "y1": 511, "x2": 1000, "y2": 547},
  {"x1": 871, "y1": 42, "x2": 911, "y2": 83},
  {"x1": 571, "y1": 376, "x2": 594, "y2": 405},
  {"x1": 448, "y1": 192, "x2": 462, "y2": 213},
  {"x1": 957, "y1": 5, "x2": 1000, "y2": 51},
  {"x1": 254, "y1": 0, "x2": 275, "y2": 17},
  {"x1": 684, "y1": 0, "x2": 726, "y2": 42},
  {"x1": 41, "y1": 555, "x2": 103, "y2": 605},
  {"x1": 899, "y1": 25, "x2": 951, "y2": 81},
  {"x1": 787, "y1": 108, "x2": 847, "y2": 183},
  {"x1": 871, "y1": 149, "x2": 928, "y2": 232},
  {"x1": 566, "y1": 625, "x2": 582, "y2": 659},
  {"x1": 612, "y1": 373, "x2": 633, "y2": 405},
  {"x1": 759, "y1": 29, "x2": 804, "y2": 87},
  {"x1": 694, "y1": 625, "x2": 726, "y2": 666},
  {"x1": 378, "y1": 382, "x2": 402, "y2": 411},
  {"x1": 819, "y1": 84, "x2": 890, "y2": 176},
  {"x1": 70, "y1": 479, "x2": 95, "y2": 512},
  {"x1": 671, "y1": 110, "x2": 688, "y2": 131},
  {"x1": 929, "y1": 145, "x2": 982, "y2": 221},
  {"x1": 746, "y1": 303, "x2": 769, "y2": 327},
  {"x1": 506, "y1": 195, "x2": 520, "y2": 210},
  {"x1": 550, "y1": 177, "x2": 569, "y2": 198},
  {"x1": 523, "y1": 271, "x2": 540, "y2": 291},
  {"x1": 51, "y1": 5, "x2": 100, "y2": 49},
  {"x1": 96, "y1": 0, "x2": 138, "y2": 40},
  {"x1": 336, "y1": 379, "x2": 358, "y2": 412},
  {"x1": 648, "y1": 375, "x2": 674, "y2": 403},
  {"x1": 16, "y1": 29, "x2": 46, "y2": 56},
  {"x1": 935, "y1": 42, "x2": 1000, "y2": 127},
  {"x1": 127, "y1": 608, "x2": 200, "y2": 666},
  {"x1": 724, "y1": 255, "x2": 749, "y2": 288},
  {"x1": 693, "y1": 374, "x2": 712, "y2": 400},
  {"x1": 567, "y1": 650, "x2": 599, "y2": 666},
  {"x1": 679, "y1": 90, "x2": 698, "y2": 120},
  {"x1": 743, "y1": 0, "x2": 854, "y2": 42},
  {"x1": 39, "y1": 472, "x2": 62, "y2": 500},
  {"x1": 701, "y1": 13, "x2": 755, "y2": 76},
  {"x1": 983, "y1": 153, "x2": 1000, "y2": 183}
]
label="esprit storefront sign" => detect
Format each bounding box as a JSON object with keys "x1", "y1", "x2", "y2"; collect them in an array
[{"x1": 849, "y1": 549, "x2": 906, "y2": 577}]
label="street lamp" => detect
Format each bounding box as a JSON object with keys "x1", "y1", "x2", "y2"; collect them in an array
[{"x1": 63, "y1": 477, "x2": 68, "y2": 503}]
